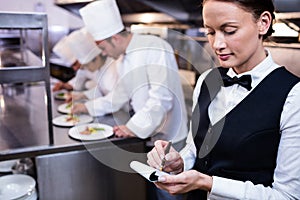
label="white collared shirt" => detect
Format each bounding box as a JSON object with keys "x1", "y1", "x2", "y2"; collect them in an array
[{"x1": 180, "y1": 50, "x2": 300, "y2": 199}]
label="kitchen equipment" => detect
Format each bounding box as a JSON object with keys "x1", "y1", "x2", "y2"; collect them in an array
[
  {"x1": 0, "y1": 12, "x2": 54, "y2": 145},
  {"x1": 0, "y1": 174, "x2": 36, "y2": 200},
  {"x1": 11, "y1": 158, "x2": 34, "y2": 176}
]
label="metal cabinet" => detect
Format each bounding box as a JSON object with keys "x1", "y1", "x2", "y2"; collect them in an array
[{"x1": 0, "y1": 12, "x2": 53, "y2": 145}]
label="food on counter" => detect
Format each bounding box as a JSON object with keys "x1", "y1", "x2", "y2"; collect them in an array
[
  {"x1": 57, "y1": 93, "x2": 65, "y2": 97},
  {"x1": 65, "y1": 102, "x2": 73, "y2": 109},
  {"x1": 80, "y1": 126, "x2": 105, "y2": 135},
  {"x1": 55, "y1": 92, "x2": 70, "y2": 100},
  {"x1": 65, "y1": 115, "x2": 79, "y2": 124}
]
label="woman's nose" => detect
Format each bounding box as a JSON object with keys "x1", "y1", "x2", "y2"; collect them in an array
[{"x1": 212, "y1": 33, "x2": 226, "y2": 50}]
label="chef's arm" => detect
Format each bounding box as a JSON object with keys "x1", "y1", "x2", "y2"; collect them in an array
[
  {"x1": 126, "y1": 68, "x2": 174, "y2": 138},
  {"x1": 85, "y1": 82, "x2": 130, "y2": 116}
]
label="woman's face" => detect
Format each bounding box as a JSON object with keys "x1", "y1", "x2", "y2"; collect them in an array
[{"x1": 203, "y1": 1, "x2": 267, "y2": 74}]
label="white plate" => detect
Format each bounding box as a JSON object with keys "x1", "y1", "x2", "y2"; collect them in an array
[
  {"x1": 68, "y1": 123, "x2": 113, "y2": 141},
  {"x1": 52, "y1": 114, "x2": 93, "y2": 127},
  {"x1": 18, "y1": 188, "x2": 37, "y2": 200},
  {"x1": 0, "y1": 159, "x2": 19, "y2": 173},
  {"x1": 54, "y1": 91, "x2": 69, "y2": 101},
  {"x1": 57, "y1": 102, "x2": 72, "y2": 114},
  {"x1": 0, "y1": 174, "x2": 36, "y2": 200}
]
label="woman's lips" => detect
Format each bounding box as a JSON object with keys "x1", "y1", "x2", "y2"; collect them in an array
[{"x1": 218, "y1": 53, "x2": 232, "y2": 61}]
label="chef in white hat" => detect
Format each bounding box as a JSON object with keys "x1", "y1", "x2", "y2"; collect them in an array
[
  {"x1": 74, "y1": 0, "x2": 188, "y2": 149},
  {"x1": 65, "y1": 28, "x2": 119, "y2": 99},
  {"x1": 52, "y1": 35, "x2": 81, "y2": 91}
]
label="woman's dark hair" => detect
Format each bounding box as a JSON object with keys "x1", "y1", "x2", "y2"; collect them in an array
[{"x1": 202, "y1": 0, "x2": 275, "y2": 39}]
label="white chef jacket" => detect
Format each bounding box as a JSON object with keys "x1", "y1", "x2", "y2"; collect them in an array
[
  {"x1": 85, "y1": 33, "x2": 188, "y2": 144},
  {"x1": 69, "y1": 68, "x2": 97, "y2": 91},
  {"x1": 180, "y1": 50, "x2": 300, "y2": 199},
  {"x1": 83, "y1": 56, "x2": 120, "y2": 99}
]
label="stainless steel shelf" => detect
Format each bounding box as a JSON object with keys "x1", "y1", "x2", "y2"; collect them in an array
[{"x1": 0, "y1": 12, "x2": 54, "y2": 145}]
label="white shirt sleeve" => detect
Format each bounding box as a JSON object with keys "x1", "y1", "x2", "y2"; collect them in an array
[
  {"x1": 84, "y1": 81, "x2": 130, "y2": 117},
  {"x1": 208, "y1": 82, "x2": 300, "y2": 200},
  {"x1": 69, "y1": 69, "x2": 88, "y2": 91},
  {"x1": 83, "y1": 87, "x2": 103, "y2": 100}
]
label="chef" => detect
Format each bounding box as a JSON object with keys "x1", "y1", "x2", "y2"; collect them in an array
[
  {"x1": 71, "y1": 0, "x2": 188, "y2": 152},
  {"x1": 65, "y1": 28, "x2": 119, "y2": 99},
  {"x1": 52, "y1": 35, "x2": 81, "y2": 91}
]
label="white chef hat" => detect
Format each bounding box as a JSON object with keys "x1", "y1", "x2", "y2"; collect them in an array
[
  {"x1": 79, "y1": 0, "x2": 124, "y2": 41},
  {"x1": 52, "y1": 36, "x2": 77, "y2": 67},
  {"x1": 67, "y1": 28, "x2": 101, "y2": 65}
]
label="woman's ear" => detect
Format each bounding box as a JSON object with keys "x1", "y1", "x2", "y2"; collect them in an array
[{"x1": 258, "y1": 11, "x2": 272, "y2": 35}]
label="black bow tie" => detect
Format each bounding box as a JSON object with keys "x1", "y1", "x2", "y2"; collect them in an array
[{"x1": 222, "y1": 74, "x2": 252, "y2": 91}]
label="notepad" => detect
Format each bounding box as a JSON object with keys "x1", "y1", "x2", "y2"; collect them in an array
[{"x1": 130, "y1": 161, "x2": 169, "y2": 182}]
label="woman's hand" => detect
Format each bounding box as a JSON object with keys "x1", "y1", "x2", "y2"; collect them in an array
[
  {"x1": 155, "y1": 170, "x2": 213, "y2": 195},
  {"x1": 147, "y1": 140, "x2": 184, "y2": 174}
]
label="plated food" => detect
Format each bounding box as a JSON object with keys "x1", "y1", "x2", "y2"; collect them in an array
[
  {"x1": 68, "y1": 123, "x2": 113, "y2": 140},
  {"x1": 80, "y1": 126, "x2": 105, "y2": 135},
  {"x1": 54, "y1": 91, "x2": 70, "y2": 101},
  {"x1": 52, "y1": 114, "x2": 93, "y2": 127},
  {"x1": 57, "y1": 102, "x2": 73, "y2": 114}
]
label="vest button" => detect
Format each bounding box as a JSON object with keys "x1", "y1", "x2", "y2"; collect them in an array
[
  {"x1": 205, "y1": 160, "x2": 208, "y2": 166},
  {"x1": 208, "y1": 127, "x2": 212, "y2": 134}
]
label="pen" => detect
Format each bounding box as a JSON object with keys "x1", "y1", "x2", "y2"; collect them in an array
[{"x1": 160, "y1": 141, "x2": 172, "y2": 171}]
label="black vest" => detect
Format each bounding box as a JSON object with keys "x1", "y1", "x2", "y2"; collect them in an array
[{"x1": 188, "y1": 67, "x2": 299, "y2": 199}]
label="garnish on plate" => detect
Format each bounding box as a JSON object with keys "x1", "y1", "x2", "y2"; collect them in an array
[
  {"x1": 57, "y1": 93, "x2": 65, "y2": 97},
  {"x1": 80, "y1": 126, "x2": 105, "y2": 135},
  {"x1": 65, "y1": 114, "x2": 79, "y2": 124},
  {"x1": 65, "y1": 102, "x2": 73, "y2": 109}
]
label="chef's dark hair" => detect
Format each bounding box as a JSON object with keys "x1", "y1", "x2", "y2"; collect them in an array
[{"x1": 202, "y1": 0, "x2": 275, "y2": 39}]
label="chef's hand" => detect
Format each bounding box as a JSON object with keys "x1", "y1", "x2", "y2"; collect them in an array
[
  {"x1": 154, "y1": 170, "x2": 213, "y2": 195},
  {"x1": 113, "y1": 125, "x2": 135, "y2": 138},
  {"x1": 71, "y1": 103, "x2": 88, "y2": 115},
  {"x1": 65, "y1": 92, "x2": 87, "y2": 103},
  {"x1": 52, "y1": 81, "x2": 73, "y2": 92},
  {"x1": 147, "y1": 140, "x2": 184, "y2": 174}
]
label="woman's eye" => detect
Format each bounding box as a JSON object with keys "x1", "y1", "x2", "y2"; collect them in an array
[
  {"x1": 224, "y1": 28, "x2": 237, "y2": 35},
  {"x1": 205, "y1": 30, "x2": 215, "y2": 36}
]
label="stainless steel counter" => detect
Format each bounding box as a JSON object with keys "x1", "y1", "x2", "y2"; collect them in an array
[
  {"x1": 0, "y1": 83, "x2": 146, "y2": 159},
  {"x1": 0, "y1": 83, "x2": 148, "y2": 200}
]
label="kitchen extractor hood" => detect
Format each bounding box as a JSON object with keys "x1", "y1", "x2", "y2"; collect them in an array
[
  {"x1": 55, "y1": 0, "x2": 299, "y2": 40},
  {"x1": 54, "y1": 0, "x2": 202, "y2": 26}
]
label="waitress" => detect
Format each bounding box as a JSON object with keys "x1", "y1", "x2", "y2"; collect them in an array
[{"x1": 146, "y1": 0, "x2": 300, "y2": 199}]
